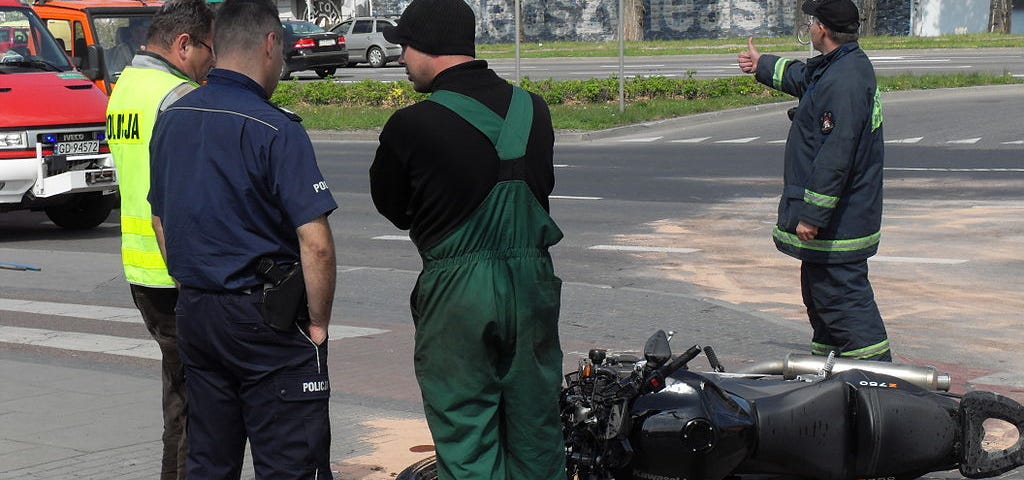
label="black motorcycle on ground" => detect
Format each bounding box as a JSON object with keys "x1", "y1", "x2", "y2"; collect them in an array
[{"x1": 398, "y1": 330, "x2": 1024, "y2": 480}]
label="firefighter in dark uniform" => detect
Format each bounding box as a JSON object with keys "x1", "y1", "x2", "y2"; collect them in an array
[
  {"x1": 369, "y1": 0, "x2": 565, "y2": 478},
  {"x1": 738, "y1": 0, "x2": 892, "y2": 361},
  {"x1": 149, "y1": 0, "x2": 338, "y2": 477}
]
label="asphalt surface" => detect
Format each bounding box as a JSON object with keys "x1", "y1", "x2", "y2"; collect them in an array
[{"x1": 1, "y1": 84, "x2": 1023, "y2": 479}]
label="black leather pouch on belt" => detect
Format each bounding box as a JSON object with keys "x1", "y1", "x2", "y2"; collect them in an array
[{"x1": 256, "y1": 257, "x2": 307, "y2": 331}]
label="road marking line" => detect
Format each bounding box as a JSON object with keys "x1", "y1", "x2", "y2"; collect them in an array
[
  {"x1": 1002, "y1": 140, "x2": 1024, "y2": 145},
  {"x1": 715, "y1": 137, "x2": 760, "y2": 144},
  {"x1": 551, "y1": 195, "x2": 603, "y2": 200},
  {"x1": 554, "y1": 164, "x2": 570, "y2": 168},
  {"x1": 886, "y1": 137, "x2": 923, "y2": 144},
  {"x1": 670, "y1": 137, "x2": 711, "y2": 143},
  {"x1": 619, "y1": 137, "x2": 664, "y2": 143},
  {"x1": 871, "y1": 59, "x2": 950, "y2": 63},
  {"x1": 373, "y1": 235, "x2": 412, "y2": 241},
  {"x1": 0, "y1": 299, "x2": 389, "y2": 339},
  {"x1": 886, "y1": 167, "x2": 1024, "y2": 172},
  {"x1": 875, "y1": 65, "x2": 971, "y2": 70},
  {"x1": 0, "y1": 326, "x2": 162, "y2": 360},
  {"x1": 947, "y1": 138, "x2": 982, "y2": 144},
  {"x1": 766, "y1": 139, "x2": 787, "y2": 144},
  {"x1": 870, "y1": 256, "x2": 968, "y2": 265},
  {"x1": 589, "y1": 245, "x2": 701, "y2": 254}
]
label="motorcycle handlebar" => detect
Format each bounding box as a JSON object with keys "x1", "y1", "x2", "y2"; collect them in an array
[{"x1": 643, "y1": 344, "x2": 702, "y2": 393}]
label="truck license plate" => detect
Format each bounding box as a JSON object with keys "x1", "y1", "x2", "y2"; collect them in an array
[
  {"x1": 55, "y1": 141, "x2": 100, "y2": 155},
  {"x1": 318, "y1": 39, "x2": 336, "y2": 47}
]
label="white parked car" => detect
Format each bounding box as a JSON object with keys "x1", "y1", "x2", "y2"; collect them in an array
[{"x1": 330, "y1": 16, "x2": 402, "y2": 68}]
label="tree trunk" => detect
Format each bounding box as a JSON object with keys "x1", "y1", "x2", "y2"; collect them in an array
[
  {"x1": 989, "y1": 0, "x2": 1012, "y2": 33},
  {"x1": 860, "y1": 0, "x2": 878, "y2": 36},
  {"x1": 623, "y1": 0, "x2": 645, "y2": 41}
]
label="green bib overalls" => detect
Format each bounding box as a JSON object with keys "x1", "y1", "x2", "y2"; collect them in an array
[{"x1": 412, "y1": 87, "x2": 566, "y2": 480}]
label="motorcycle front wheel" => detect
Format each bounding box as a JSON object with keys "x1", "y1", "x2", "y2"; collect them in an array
[{"x1": 396, "y1": 455, "x2": 608, "y2": 480}]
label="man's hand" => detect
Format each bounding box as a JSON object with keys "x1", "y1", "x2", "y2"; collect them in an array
[
  {"x1": 737, "y1": 37, "x2": 760, "y2": 74},
  {"x1": 796, "y1": 221, "x2": 819, "y2": 241},
  {"x1": 308, "y1": 323, "x2": 328, "y2": 346}
]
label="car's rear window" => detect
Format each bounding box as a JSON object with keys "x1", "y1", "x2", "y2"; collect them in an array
[{"x1": 287, "y1": 21, "x2": 325, "y2": 34}]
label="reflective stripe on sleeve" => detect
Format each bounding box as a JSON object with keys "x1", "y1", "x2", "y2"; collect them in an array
[
  {"x1": 773, "y1": 227, "x2": 880, "y2": 253},
  {"x1": 773, "y1": 57, "x2": 792, "y2": 90},
  {"x1": 804, "y1": 189, "x2": 839, "y2": 209}
]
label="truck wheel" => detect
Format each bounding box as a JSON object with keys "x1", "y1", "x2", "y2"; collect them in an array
[
  {"x1": 45, "y1": 192, "x2": 116, "y2": 230},
  {"x1": 396, "y1": 456, "x2": 437, "y2": 480}
]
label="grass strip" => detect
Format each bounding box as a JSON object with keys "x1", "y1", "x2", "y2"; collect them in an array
[{"x1": 290, "y1": 72, "x2": 1023, "y2": 131}]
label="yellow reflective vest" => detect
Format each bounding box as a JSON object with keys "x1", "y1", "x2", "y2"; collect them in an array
[{"x1": 107, "y1": 65, "x2": 195, "y2": 287}]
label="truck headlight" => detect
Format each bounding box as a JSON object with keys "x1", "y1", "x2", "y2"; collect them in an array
[{"x1": 0, "y1": 132, "x2": 27, "y2": 149}]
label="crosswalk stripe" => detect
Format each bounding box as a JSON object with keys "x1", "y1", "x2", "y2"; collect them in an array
[
  {"x1": 0, "y1": 299, "x2": 388, "y2": 340},
  {"x1": 589, "y1": 245, "x2": 701, "y2": 254},
  {"x1": 870, "y1": 256, "x2": 968, "y2": 265},
  {"x1": 0, "y1": 325, "x2": 162, "y2": 360},
  {"x1": 373, "y1": 235, "x2": 412, "y2": 241}
]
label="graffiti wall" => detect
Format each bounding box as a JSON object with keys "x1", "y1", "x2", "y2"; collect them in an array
[{"x1": 332, "y1": 0, "x2": 913, "y2": 42}]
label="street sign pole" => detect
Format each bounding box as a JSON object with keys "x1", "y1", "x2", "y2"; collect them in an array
[
  {"x1": 618, "y1": 0, "x2": 625, "y2": 113},
  {"x1": 515, "y1": 0, "x2": 521, "y2": 84}
]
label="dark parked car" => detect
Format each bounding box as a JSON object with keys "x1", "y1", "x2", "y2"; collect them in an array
[
  {"x1": 281, "y1": 20, "x2": 348, "y2": 79},
  {"x1": 330, "y1": 16, "x2": 401, "y2": 68}
]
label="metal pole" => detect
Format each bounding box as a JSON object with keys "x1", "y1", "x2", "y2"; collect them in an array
[
  {"x1": 514, "y1": 0, "x2": 521, "y2": 84},
  {"x1": 618, "y1": 0, "x2": 625, "y2": 113},
  {"x1": 368, "y1": 0, "x2": 372, "y2": 17}
]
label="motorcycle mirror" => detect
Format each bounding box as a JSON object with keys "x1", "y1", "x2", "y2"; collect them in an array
[{"x1": 644, "y1": 330, "x2": 672, "y2": 368}]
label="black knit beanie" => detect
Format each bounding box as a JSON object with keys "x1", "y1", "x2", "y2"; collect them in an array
[{"x1": 383, "y1": 0, "x2": 476, "y2": 57}]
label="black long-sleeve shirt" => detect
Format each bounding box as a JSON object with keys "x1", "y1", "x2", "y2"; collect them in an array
[{"x1": 370, "y1": 60, "x2": 555, "y2": 250}]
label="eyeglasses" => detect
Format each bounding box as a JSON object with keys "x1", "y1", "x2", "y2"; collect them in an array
[{"x1": 195, "y1": 39, "x2": 212, "y2": 52}]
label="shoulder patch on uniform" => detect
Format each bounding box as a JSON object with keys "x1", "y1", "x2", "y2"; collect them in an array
[
  {"x1": 821, "y1": 111, "x2": 834, "y2": 134},
  {"x1": 275, "y1": 105, "x2": 304, "y2": 123}
]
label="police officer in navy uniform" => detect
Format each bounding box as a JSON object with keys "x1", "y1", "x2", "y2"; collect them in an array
[
  {"x1": 370, "y1": 0, "x2": 565, "y2": 478},
  {"x1": 148, "y1": 0, "x2": 338, "y2": 477},
  {"x1": 738, "y1": 0, "x2": 891, "y2": 361}
]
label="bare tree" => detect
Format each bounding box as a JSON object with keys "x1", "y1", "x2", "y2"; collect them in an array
[
  {"x1": 860, "y1": 0, "x2": 878, "y2": 36},
  {"x1": 623, "y1": 0, "x2": 645, "y2": 41},
  {"x1": 989, "y1": 0, "x2": 1013, "y2": 33}
]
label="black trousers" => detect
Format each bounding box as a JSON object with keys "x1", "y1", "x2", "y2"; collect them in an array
[
  {"x1": 131, "y1": 284, "x2": 187, "y2": 480},
  {"x1": 176, "y1": 287, "x2": 332, "y2": 479},
  {"x1": 801, "y1": 260, "x2": 892, "y2": 361}
]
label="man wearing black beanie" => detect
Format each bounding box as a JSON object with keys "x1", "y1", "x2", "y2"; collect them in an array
[
  {"x1": 738, "y1": 0, "x2": 892, "y2": 363},
  {"x1": 370, "y1": 0, "x2": 566, "y2": 479}
]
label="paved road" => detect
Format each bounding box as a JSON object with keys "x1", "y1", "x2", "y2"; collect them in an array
[
  {"x1": 288, "y1": 47, "x2": 1024, "y2": 82},
  {"x1": 1, "y1": 85, "x2": 1022, "y2": 479}
]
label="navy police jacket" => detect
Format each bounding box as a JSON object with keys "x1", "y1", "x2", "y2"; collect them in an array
[{"x1": 755, "y1": 42, "x2": 884, "y2": 264}]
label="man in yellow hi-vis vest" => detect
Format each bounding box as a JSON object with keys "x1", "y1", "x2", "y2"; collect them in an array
[{"x1": 105, "y1": 1, "x2": 215, "y2": 478}]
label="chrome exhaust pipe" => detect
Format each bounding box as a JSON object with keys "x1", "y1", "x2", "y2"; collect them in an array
[
  {"x1": 783, "y1": 354, "x2": 951, "y2": 391},
  {"x1": 733, "y1": 355, "x2": 951, "y2": 391}
]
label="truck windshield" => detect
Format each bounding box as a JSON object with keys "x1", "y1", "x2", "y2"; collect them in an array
[
  {"x1": 92, "y1": 15, "x2": 152, "y2": 81},
  {"x1": 0, "y1": 8, "x2": 72, "y2": 71}
]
